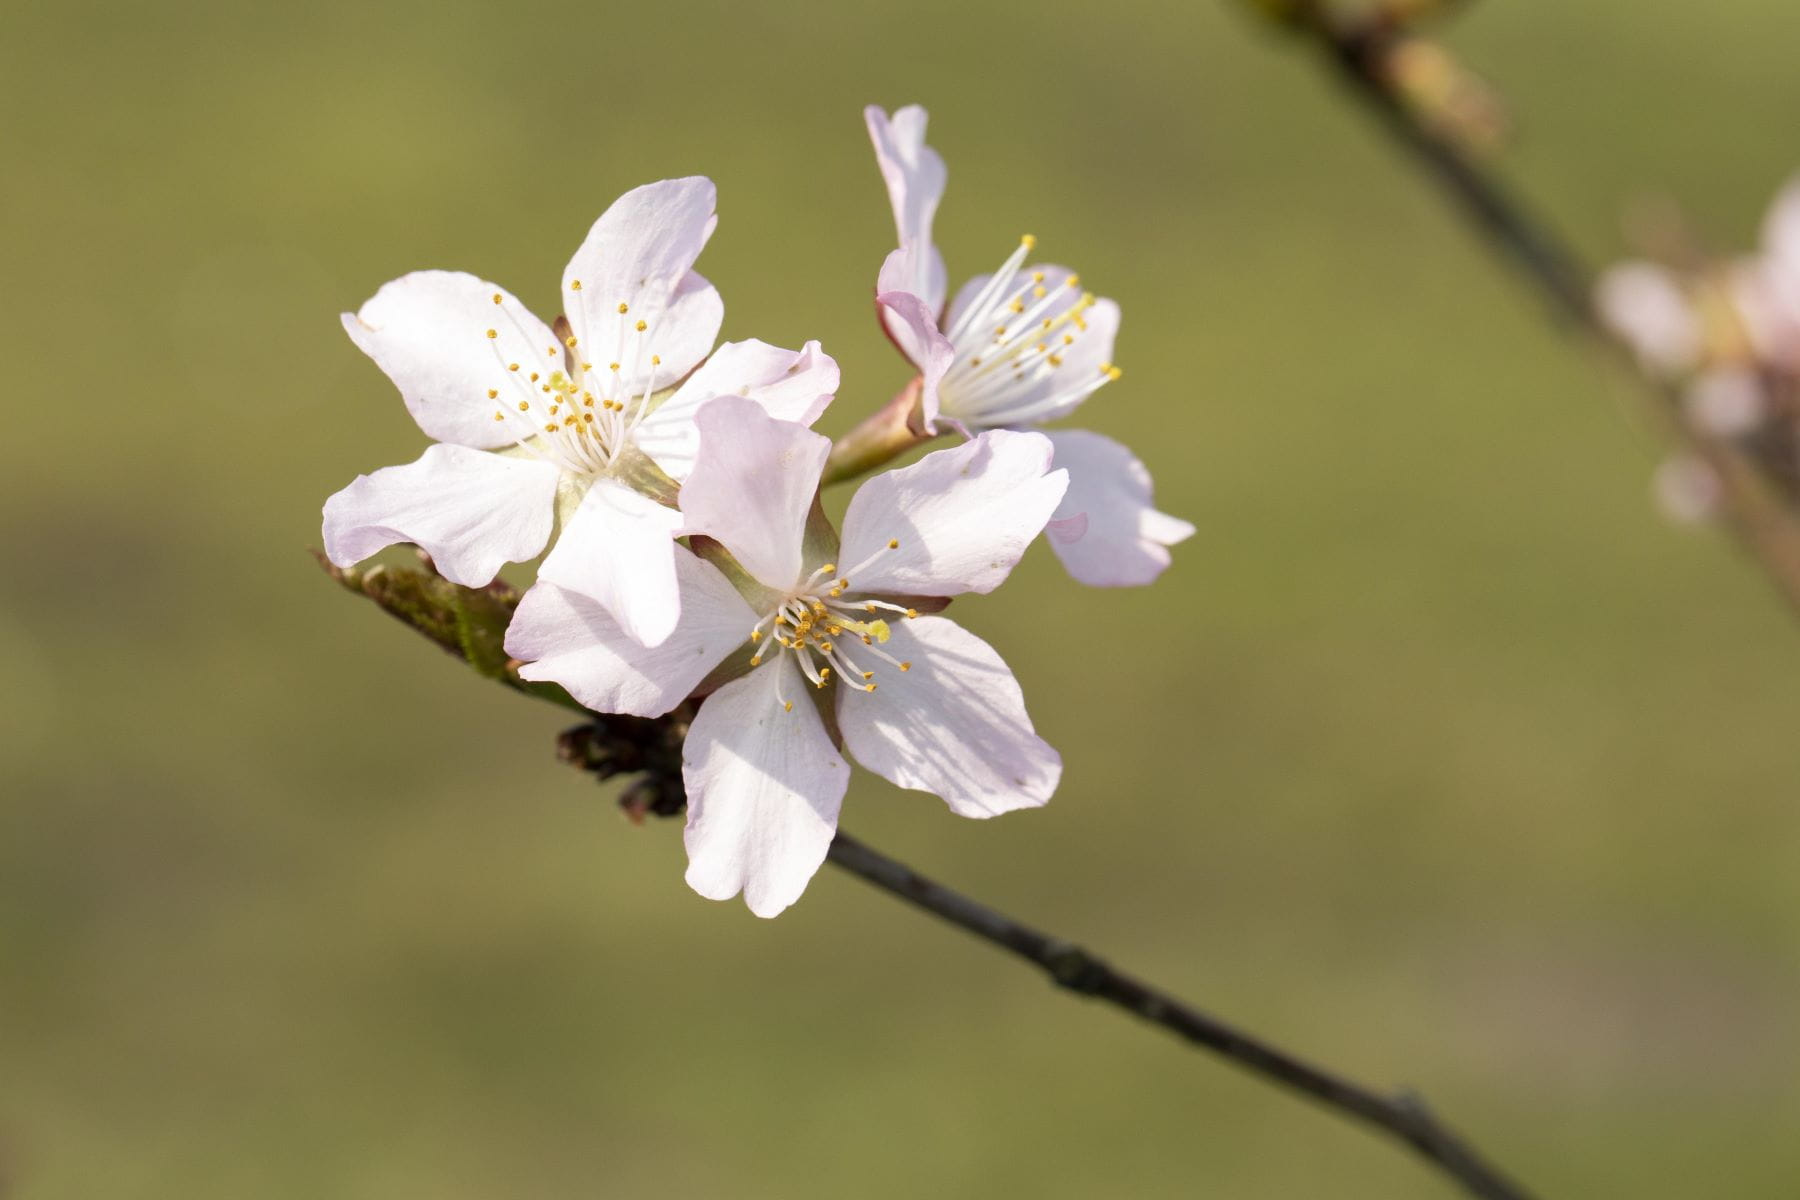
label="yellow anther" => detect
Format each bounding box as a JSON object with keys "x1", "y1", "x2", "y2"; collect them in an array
[
  {"x1": 1062, "y1": 334, "x2": 1074, "y2": 345},
  {"x1": 485, "y1": 329, "x2": 497, "y2": 339},
  {"x1": 899, "y1": 662, "x2": 912, "y2": 671},
  {"x1": 750, "y1": 655, "x2": 763, "y2": 666},
  {"x1": 570, "y1": 280, "x2": 583, "y2": 291},
  {"x1": 508, "y1": 363, "x2": 520, "y2": 372},
  {"x1": 865, "y1": 603, "x2": 876, "y2": 612},
  {"x1": 609, "y1": 362, "x2": 620, "y2": 372},
  {"x1": 1033, "y1": 286, "x2": 1046, "y2": 299},
  {"x1": 1021, "y1": 233, "x2": 1036, "y2": 250},
  {"x1": 861, "y1": 671, "x2": 874, "y2": 680},
  {"x1": 493, "y1": 412, "x2": 504, "y2": 421},
  {"x1": 529, "y1": 372, "x2": 539, "y2": 382},
  {"x1": 819, "y1": 667, "x2": 832, "y2": 680},
  {"x1": 1048, "y1": 354, "x2": 1063, "y2": 367},
  {"x1": 651, "y1": 355, "x2": 661, "y2": 365},
  {"x1": 750, "y1": 630, "x2": 762, "y2": 642},
  {"x1": 1032, "y1": 271, "x2": 1045, "y2": 283},
  {"x1": 1036, "y1": 341, "x2": 1048, "y2": 353},
  {"x1": 1065, "y1": 274, "x2": 1080, "y2": 288},
  {"x1": 517, "y1": 401, "x2": 529, "y2": 412},
  {"x1": 1009, "y1": 298, "x2": 1025, "y2": 314},
  {"x1": 617, "y1": 302, "x2": 629, "y2": 314},
  {"x1": 904, "y1": 609, "x2": 918, "y2": 619},
  {"x1": 1106, "y1": 366, "x2": 1123, "y2": 381},
  {"x1": 970, "y1": 356, "x2": 983, "y2": 367},
  {"x1": 544, "y1": 423, "x2": 558, "y2": 432},
  {"x1": 861, "y1": 635, "x2": 872, "y2": 645},
  {"x1": 995, "y1": 326, "x2": 1008, "y2": 338},
  {"x1": 887, "y1": 538, "x2": 899, "y2": 550},
  {"x1": 784, "y1": 701, "x2": 794, "y2": 713},
  {"x1": 581, "y1": 361, "x2": 593, "y2": 372},
  {"x1": 820, "y1": 563, "x2": 836, "y2": 574},
  {"x1": 583, "y1": 412, "x2": 594, "y2": 424},
  {"x1": 634, "y1": 319, "x2": 647, "y2": 332},
  {"x1": 1042, "y1": 318, "x2": 1053, "y2": 329},
  {"x1": 864, "y1": 683, "x2": 877, "y2": 693},
  {"x1": 487, "y1": 388, "x2": 498, "y2": 399},
  {"x1": 565, "y1": 335, "x2": 578, "y2": 348},
  {"x1": 492, "y1": 293, "x2": 502, "y2": 304}
]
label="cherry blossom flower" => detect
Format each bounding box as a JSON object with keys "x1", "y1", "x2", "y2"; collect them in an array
[
  {"x1": 865, "y1": 104, "x2": 1193, "y2": 588},
  {"x1": 1597, "y1": 177, "x2": 1800, "y2": 385},
  {"x1": 505, "y1": 398, "x2": 1068, "y2": 917},
  {"x1": 323, "y1": 177, "x2": 839, "y2": 646}
]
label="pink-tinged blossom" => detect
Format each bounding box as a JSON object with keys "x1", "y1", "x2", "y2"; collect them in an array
[
  {"x1": 506, "y1": 398, "x2": 1067, "y2": 917},
  {"x1": 864, "y1": 104, "x2": 1193, "y2": 587},
  {"x1": 323, "y1": 177, "x2": 839, "y2": 647},
  {"x1": 1597, "y1": 176, "x2": 1800, "y2": 384}
]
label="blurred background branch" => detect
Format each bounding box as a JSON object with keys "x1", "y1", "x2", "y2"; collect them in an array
[
  {"x1": 1243, "y1": 0, "x2": 1800, "y2": 619},
  {"x1": 318, "y1": 551, "x2": 1540, "y2": 1200}
]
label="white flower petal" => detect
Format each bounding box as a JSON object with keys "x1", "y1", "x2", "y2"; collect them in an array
[
  {"x1": 342, "y1": 270, "x2": 559, "y2": 450},
  {"x1": 1041, "y1": 429, "x2": 1193, "y2": 587},
  {"x1": 838, "y1": 617, "x2": 1059, "y2": 818},
  {"x1": 634, "y1": 339, "x2": 839, "y2": 480},
  {"x1": 682, "y1": 657, "x2": 850, "y2": 918},
  {"x1": 322, "y1": 443, "x2": 559, "y2": 586},
  {"x1": 1761, "y1": 175, "x2": 1800, "y2": 272},
  {"x1": 678, "y1": 397, "x2": 830, "y2": 591},
  {"x1": 538, "y1": 477, "x2": 686, "y2": 648},
  {"x1": 1595, "y1": 261, "x2": 1699, "y2": 376},
  {"x1": 506, "y1": 550, "x2": 755, "y2": 717},
  {"x1": 561, "y1": 177, "x2": 723, "y2": 396},
  {"x1": 875, "y1": 286, "x2": 956, "y2": 431},
  {"x1": 865, "y1": 104, "x2": 948, "y2": 315},
  {"x1": 837, "y1": 429, "x2": 1067, "y2": 597}
]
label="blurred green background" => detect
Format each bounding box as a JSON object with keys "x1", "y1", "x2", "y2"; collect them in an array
[{"x1": 6, "y1": 0, "x2": 1800, "y2": 1196}]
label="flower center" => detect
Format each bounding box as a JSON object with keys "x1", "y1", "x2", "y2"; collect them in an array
[
  {"x1": 744, "y1": 557, "x2": 918, "y2": 713},
  {"x1": 935, "y1": 235, "x2": 1122, "y2": 427},
  {"x1": 485, "y1": 289, "x2": 666, "y2": 478}
]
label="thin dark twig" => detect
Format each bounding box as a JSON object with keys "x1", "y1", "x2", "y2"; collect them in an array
[
  {"x1": 827, "y1": 831, "x2": 1539, "y2": 1200},
  {"x1": 1271, "y1": 1, "x2": 1800, "y2": 617}
]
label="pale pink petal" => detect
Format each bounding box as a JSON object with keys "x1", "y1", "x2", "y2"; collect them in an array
[
  {"x1": 865, "y1": 104, "x2": 948, "y2": 314},
  {"x1": 1761, "y1": 176, "x2": 1800, "y2": 271},
  {"x1": 538, "y1": 477, "x2": 686, "y2": 648},
  {"x1": 678, "y1": 397, "x2": 830, "y2": 592},
  {"x1": 342, "y1": 270, "x2": 559, "y2": 449},
  {"x1": 1595, "y1": 262, "x2": 1699, "y2": 376},
  {"x1": 875, "y1": 286, "x2": 955, "y2": 431},
  {"x1": 634, "y1": 339, "x2": 839, "y2": 480},
  {"x1": 837, "y1": 429, "x2": 1067, "y2": 597},
  {"x1": 561, "y1": 177, "x2": 723, "y2": 397},
  {"x1": 322, "y1": 443, "x2": 559, "y2": 586},
  {"x1": 837, "y1": 616, "x2": 1059, "y2": 818},
  {"x1": 506, "y1": 550, "x2": 755, "y2": 717},
  {"x1": 1041, "y1": 429, "x2": 1193, "y2": 587},
  {"x1": 1683, "y1": 368, "x2": 1765, "y2": 437},
  {"x1": 682, "y1": 657, "x2": 850, "y2": 918}
]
